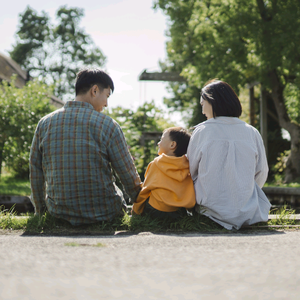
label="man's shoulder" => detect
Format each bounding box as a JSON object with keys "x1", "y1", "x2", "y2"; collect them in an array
[
  {"x1": 91, "y1": 112, "x2": 121, "y2": 131},
  {"x1": 38, "y1": 108, "x2": 64, "y2": 125}
]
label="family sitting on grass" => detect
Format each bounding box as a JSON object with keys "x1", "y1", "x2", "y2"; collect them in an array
[{"x1": 29, "y1": 69, "x2": 271, "y2": 230}]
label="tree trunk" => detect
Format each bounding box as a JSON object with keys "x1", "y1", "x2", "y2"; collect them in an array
[
  {"x1": 269, "y1": 69, "x2": 300, "y2": 182},
  {"x1": 0, "y1": 142, "x2": 4, "y2": 177}
]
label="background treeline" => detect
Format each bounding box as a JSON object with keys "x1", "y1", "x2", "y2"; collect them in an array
[
  {"x1": 1, "y1": 1, "x2": 300, "y2": 185},
  {"x1": 154, "y1": 0, "x2": 300, "y2": 183}
]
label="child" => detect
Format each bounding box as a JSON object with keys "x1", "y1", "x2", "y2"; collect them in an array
[{"x1": 132, "y1": 127, "x2": 196, "y2": 220}]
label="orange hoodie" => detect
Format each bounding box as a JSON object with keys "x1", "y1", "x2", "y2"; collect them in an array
[{"x1": 132, "y1": 154, "x2": 196, "y2": 214}]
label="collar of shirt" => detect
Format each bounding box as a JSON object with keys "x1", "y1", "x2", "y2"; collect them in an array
[{"x1": 64, "y1": 100, "x2": 94, "y2": 110}]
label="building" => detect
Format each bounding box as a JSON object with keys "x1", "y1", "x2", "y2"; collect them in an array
[{"x1": 0, "y1": 52, "x2": 64, "y2": 108}]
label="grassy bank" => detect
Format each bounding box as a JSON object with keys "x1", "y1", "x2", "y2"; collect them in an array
[
  {"x1": 0, "y1": 174, "x2": 31, "y2": 196},
  {"x1": 0, "y1": 206, "x2": 299, "y2": 235}
]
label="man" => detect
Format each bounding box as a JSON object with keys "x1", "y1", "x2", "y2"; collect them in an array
[{"x1": 30, "y1": 69, "x2": 141, "y2": 225}]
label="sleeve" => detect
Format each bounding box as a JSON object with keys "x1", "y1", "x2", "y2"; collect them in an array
[
  {"x1": 108, "y1": 123, "x2": 142, "y2": 203},
  {"x1": 187, "y1": 126, "x2": 203, "y2": 182},
  {"x1": 254, "y1": 130, "x2": 269, "y2": 188},
  {"x1": 29, "y1": 123, "x2": 46, "y2": 214}
]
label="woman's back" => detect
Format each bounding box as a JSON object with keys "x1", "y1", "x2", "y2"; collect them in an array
[{"x1": 187, "y1": 117, "x2": 271, "y2": 230}]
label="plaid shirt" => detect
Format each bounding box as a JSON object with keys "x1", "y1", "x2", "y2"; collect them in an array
[{"x1": 30, "y1": 101, "x2": 141, "y2": 225}]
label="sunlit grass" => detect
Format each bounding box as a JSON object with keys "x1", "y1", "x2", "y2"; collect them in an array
[
  {"x1": 0, "y1": 205, "x2": 29, "y2": 230},
  {"x1": 0, "y1": 207, "x2": 225, "y2": 234},
  {"x1": 264, "y1": 182, "x2": 300, "y2": 188},
  {"x1": 0, "y1": 173, "x2": 31, "y2": 196},
  {"x1": 268, "y1": 205, "x2": 297, "y2": 226},
  {"x1": 1, "y1": 205, "x2": 299, "y2": 234}
]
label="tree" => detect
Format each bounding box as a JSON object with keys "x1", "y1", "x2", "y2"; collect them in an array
[
  {"x1": 107, "y1": 101, "x2": 175, "y2": 180},
  {"x1": 154, "y1": 0, "x2": 300, "y2": 182},
  {"x1": 10, "y1": 6, "x2": 106, "y2": 100},
  {"x1": 0, "y1": 77, "x2": 55, "y2": 178}
]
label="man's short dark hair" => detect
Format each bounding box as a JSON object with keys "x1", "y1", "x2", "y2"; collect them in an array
[
  {"x1": 201, "y1": 79, "x2": 242, "y2": 118},
  {"x1": 75, "y1": 68, "x2": 114, "y2": 96},
  {"x1": 166, "y1": 127, "x2": 191, "y2": 157}
]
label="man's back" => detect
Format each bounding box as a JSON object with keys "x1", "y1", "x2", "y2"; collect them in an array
[{"x1": 30, "y1": 100, "x2": 141, "y2": 225}]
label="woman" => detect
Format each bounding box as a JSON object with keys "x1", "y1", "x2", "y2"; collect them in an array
[{"x1": 187, "y1": 80, "x2": 271, "y2": 230}]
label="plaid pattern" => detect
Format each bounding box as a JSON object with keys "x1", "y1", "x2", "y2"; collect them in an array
[{"x1": 30, "y1": 101, "x2": 141, "y2": 225}]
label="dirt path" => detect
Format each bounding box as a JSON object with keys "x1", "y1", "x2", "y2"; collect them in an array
[{"x1": 0, "y1": 230, "x2": 300, "y2": 299}]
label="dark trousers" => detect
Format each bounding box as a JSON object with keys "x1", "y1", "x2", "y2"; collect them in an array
[{"x1": 142, "y1": 199, "x2": 187, "y2": 221}]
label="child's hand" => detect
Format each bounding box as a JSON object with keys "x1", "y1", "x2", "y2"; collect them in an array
[{"x1": 131, "y1": 208, "x2": 137, "y2": 215}]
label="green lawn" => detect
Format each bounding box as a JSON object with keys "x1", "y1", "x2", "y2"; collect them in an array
[
  {"x1": 264, "y1": 182, "x2": 300, "y2": 188},
  {"x1": 0, "y1": 205, "x2": 299, "y2": 235},
  {"x1": 0, "y1": 174, "x2": 31, "y2": 196}
]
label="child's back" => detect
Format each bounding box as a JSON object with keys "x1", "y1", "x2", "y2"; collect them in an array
[{"x1": 132, "y1": 127, "x2": 196, "y2": 218}]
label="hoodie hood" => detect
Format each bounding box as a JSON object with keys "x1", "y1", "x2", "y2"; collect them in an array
[{"x1": 154, "y1": 153, "x2": 190, "y2": 182}]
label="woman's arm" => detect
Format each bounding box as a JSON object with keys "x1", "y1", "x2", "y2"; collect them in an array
[
  {"x1": 254, "y1": 131, "x2": 269, "y2": 188},
  {"x1": 187, "y1": 127, "x2": 203, "y2": 181}
]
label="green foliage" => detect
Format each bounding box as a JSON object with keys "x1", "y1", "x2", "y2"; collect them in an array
[
  {"x1": 1, "y1": 204, "x2": 299, "y2": 233},
  {"x1": 0, "y1": 77, "x2": 55, "y2": 177},
  {"x1": 129, "y1": 212, "x2": 224, "y2": 232},
  {"x1": 106, "y1": 101, "x2": 175, "y2": 178},
  {"x1": 154, "y1": 0, "x2": 300, "y2": 117},
  {"x1": 154, "y1": 0, "x2": 300, "y2": 180},
  {"x1": 10, "y1": 6, "x2": 106, "y2": 100},
  {"x1": 1, "y1": 211, "x2": 226, "y2": 234},
  {"x1": 155, "y1": 0, "x2": 300, "y2": 92},
  {"x1": 268, "y1": 205, "x2": 297, "y2": 226},
  {"x1": 0, "y1": 173, "x2": 31, "y2": 196},
  {"x1": 25, "y1": 212, "x2": 68, "y2": 233},
  {"x1": 284, "y1": 83, "x2": 300, "y2": 123},
  {"x1": 2, "y1": 209, "x2": 298, "y2": 233},
  {"x1": 0, "y1": 206, "x2": 28, "y2": 230},
  {"x1": 271, "y1": 150, "x2": 291, "y2": 183}
]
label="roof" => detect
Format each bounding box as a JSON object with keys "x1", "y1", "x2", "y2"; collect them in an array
[
  {"x1": 0, "y1": 52, "x2": 64, "y2": 108},
  {"x1": 0, "y1": 52, "x2": 28, "y2": 88}
]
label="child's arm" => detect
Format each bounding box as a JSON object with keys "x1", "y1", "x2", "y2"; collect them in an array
[{"x1": 132, "y1": 163, "x2": 153, "y2": 214}]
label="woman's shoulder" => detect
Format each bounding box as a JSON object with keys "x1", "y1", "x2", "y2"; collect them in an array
[{"x1": 191, "y1": 118, "x2": 221, "y2": 134}]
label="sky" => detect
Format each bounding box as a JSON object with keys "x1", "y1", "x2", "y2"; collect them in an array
[{"x1": 0, "y1": 0, "x2": 184, "y2": 125}]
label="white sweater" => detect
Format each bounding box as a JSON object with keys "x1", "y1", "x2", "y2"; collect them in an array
[{"x1": 187, "y1": 117, "x2": 271, "y2": 230}]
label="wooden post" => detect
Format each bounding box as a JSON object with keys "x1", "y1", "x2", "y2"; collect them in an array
[
  {"x1": 249, "y1": 86, "x2": 255, "y2": 126},
  {"x1": 260, "y1": 86, "x2": 268, "y2": 158}
]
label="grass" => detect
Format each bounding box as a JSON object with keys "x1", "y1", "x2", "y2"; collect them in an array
[
  {"x1": 0, "y1": 206, "x2": 29, "y2": 230},
  {"x1": 0, "y1": 205, "x2": 299, "y2": 235},
  {"x1": 264, "y1": 182, "x2": 300, "y2": 188},
  {"x1": 268, "y1": 205, "x2": 297, "y2": 226},
  {"x1": 0, "y1": 173, "x2": 31, "y2": 196},
  {"x1": 0, "y1": 206, "x2": 225, "y2": 234}
]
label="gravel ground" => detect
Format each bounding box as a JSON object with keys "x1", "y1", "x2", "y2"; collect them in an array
[{"x1": 0, "y1": 230, "x2": 300, "y2": 300}]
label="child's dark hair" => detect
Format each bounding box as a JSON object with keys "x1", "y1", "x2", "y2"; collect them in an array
[
  {"x1": 75, "y1": 68, "x2": 114, "y2": 96},
  {"x1": 166, "y1": 127, "x2": 191, "y2": 157}
]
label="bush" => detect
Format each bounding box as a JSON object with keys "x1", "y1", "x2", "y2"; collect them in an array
[{"x1": 0, "y1": 77, "x2": 55, "y2": 178}]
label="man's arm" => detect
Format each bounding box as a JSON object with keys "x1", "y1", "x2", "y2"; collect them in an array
[
  {"x1": 108, "y1": 124, "x2": 142, "y2": 203},
  {"x1": 29, "y1": 125, "x2": 46, "y2": 214}
]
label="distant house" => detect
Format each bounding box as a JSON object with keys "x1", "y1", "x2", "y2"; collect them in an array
[{"x1": 0, "y1": 52, "x2": 64, "y2": 108}]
